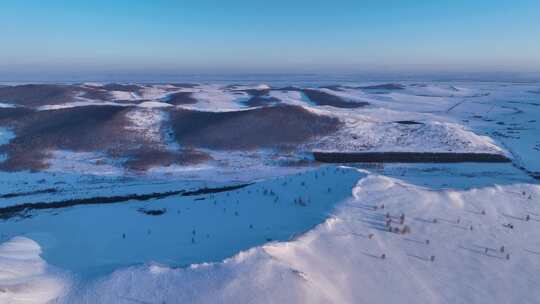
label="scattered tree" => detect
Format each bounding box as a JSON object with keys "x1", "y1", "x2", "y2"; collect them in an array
[
  {"x1": 400, "y1": 225, "x2": 411, "y2": 234},
  {"x1": 503, "y1": 223, "x2": 514, "y2": 229}
]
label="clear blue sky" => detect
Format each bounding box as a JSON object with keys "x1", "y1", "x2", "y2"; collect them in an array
[{"x1": 1, "y1": 0, "x2": 539, "y2": 79}]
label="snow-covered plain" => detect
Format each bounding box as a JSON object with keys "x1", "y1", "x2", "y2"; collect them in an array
[
  {"x1": 0, "y1": 81, "x2": 539, "y2": 303},
  {"x1": 58, "y1": 171, "x2": 540, "y2": 304}
]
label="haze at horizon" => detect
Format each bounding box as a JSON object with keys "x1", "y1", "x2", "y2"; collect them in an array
[{"x1": 1, "y1": 0, "x2": 539, "y2": 80}]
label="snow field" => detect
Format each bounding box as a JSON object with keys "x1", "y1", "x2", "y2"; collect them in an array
[{"x1": 52, "y1": 170, "x2": 540, "y2": 303}]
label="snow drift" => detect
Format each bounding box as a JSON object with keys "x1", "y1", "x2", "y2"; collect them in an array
[{"x1": 0, "y1": 237, "x2": 67, "y2": 304}]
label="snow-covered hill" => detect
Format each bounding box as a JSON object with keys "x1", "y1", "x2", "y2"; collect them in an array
[
  {"x1": 0, "y1": 81, "x2": 539, "y2": 303},
  {"x1": 0, "y1": 82, "x2": 517, "y2": 174},
  {"x1": 54, "y1": 169, "x2": 540, "y2": 304}
]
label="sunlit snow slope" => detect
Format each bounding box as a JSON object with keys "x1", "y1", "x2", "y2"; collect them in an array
[{"x1": 61, "y1": 170, "x2": 540, "y2": 304}]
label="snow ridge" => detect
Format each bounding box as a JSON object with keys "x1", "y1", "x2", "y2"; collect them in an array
[
  {"x1": 60, "y1": 171, "x2": 540, "y2": 303},
  {"x1": 0, "y1": 237, "x2": 68, "y2": 304}
]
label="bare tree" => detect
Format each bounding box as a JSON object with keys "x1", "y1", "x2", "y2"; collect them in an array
[{"x1": 400, "y1": 225, "x2": 411, "y2": 234}]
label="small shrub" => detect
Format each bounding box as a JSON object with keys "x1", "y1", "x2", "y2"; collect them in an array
[{"x1": 400, "y1": 225, "x2": 411, "y2": 234}]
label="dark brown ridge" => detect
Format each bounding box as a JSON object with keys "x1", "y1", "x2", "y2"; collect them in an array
[
  {"x1": 0, "y1": 183, "x2": 251, "y2": 219},
  {"x1": 170, "y1": 83, "x2": 199, "y2": 89},
  {"x1": 169, "y1": 104, "x2": 341, "y2": 150},
  {"x1": 0, "y1": 105, "x2": 133, "y2": 171},
  {"x1": 0, "y1": 105, "x2": 211, "y2": 172},
  {"x1": 123, "y1": 149, "x2": 211, "y2": 171},
  {"x1": 101, "y1": 84, "x2": 143, "y2": 92},
  {"x1": 313, "y1": 152, "x2": 511, "y2": 163},
  {"x1": 0, "y1": 84, "x2": 78, "y2": 107},
  {"x1": 358, "y1": 83, "x2": 405, "y2": 90},
  {"x1": 302, "y1": 89, "x2": 369, "y2": 108},
  {"x1": 0, "y1": 188, "x2": 58, "y2": 199},
  {"x1": 243, "y1": 96, "x2": 281, "y2": 107},
  {"x1": 165, "y1": 91, "x2": 198, "y2": 105}
]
